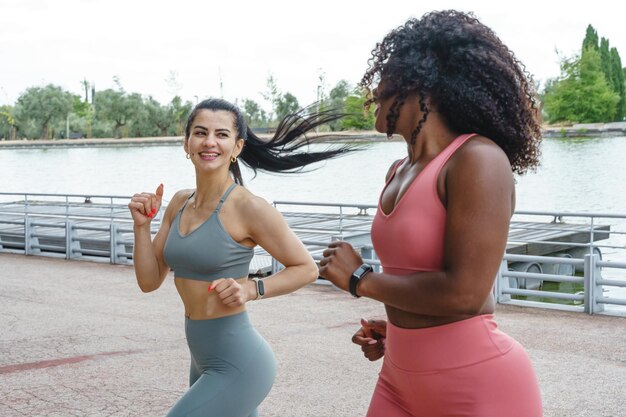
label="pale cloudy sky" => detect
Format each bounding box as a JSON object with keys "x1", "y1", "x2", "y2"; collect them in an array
[{"x1": 1, "y1": 0, "x2": 624, "y2": 108}]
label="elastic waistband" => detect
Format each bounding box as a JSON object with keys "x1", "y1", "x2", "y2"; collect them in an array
[
  {"x1": 385, "y1": 314, "x2": 514, "y2": 372},
  {"x1": 185, "y1": 310, "x2": 251, "y2": 328}
]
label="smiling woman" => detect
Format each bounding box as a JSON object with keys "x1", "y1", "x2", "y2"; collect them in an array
[{"x1": 127, "y1": 98, "x2": 352, "y2": 417}]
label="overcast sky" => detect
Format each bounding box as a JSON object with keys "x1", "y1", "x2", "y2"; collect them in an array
[{"x1": 1, "y1": 0, "x2": 624, "y2": 109}]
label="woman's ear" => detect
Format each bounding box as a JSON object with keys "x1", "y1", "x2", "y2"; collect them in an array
[{"x1": 234, "y1": 138, "x2": 245, "y2": 157}]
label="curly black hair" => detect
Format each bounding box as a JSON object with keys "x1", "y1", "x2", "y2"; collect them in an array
[{"x1": 360, "y1": 10, "x2": 541, "y2": 174}]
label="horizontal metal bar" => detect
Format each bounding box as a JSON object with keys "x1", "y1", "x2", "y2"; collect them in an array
[
  {"x1": 503, "y1": 288, "x2": 584, "y2": 301},
  {"x1": 499, "y1": 299, "x2": 585, "y2": 312},
  {"x1": 75, "y1": 249, "x2": 110, "y2": 256},
  {"x1": 0, "y1": 192, "x2": 132, "y2": 199},
  {"x1": 30, "y1": 244, "x2": 65, "y2": 251},
  {"x1": 505, "y1": 254, "x2": 585, "y2": 265},
  {"x1": 598, "y1": 260, "x2": 626, "y2": 269},
  {"x1": 596, "y1": 279, "x2": 626, "y2": 287},
  {"x1": 30, "y1": 222, "x2": 66, "y2": 229},
  {"x1": 503, "y1": 271, "x2": 583, "y2": 283},
  {"x1": 0, "y1": 244, "x2": 25, "y2": 249},
  {"x1": 274, "y1": 201, "x2": 377, "y2": 210},
  {"x1": 596, "y1": 297, "x2": 626, "y2": 306},
  {"x1": 515, "y1": 210, "x2": 626, "y2": 219},
  {"x1": 311, "y1": 254, "x2": 381, "y2": 266},
  {"x1": 507, "y1": 240, "x2": 598, "y2": 248},
  {"x1": 0, "y1": 220, "x2": 25, "y2": 225}
]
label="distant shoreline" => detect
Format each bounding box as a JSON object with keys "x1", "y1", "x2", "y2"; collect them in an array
[
  {"x1": 0, "y1": 131, "x2": 395, "y2": 149},
  {"x1": 1, "y1": 125, "x2": 624, "y2": 149}
]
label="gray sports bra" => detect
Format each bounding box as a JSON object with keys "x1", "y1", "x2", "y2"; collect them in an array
[{"x1": 163, "y1": 183, "x2": 254, "y2": 282}]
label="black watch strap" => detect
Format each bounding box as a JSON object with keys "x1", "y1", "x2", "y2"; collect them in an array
[{"x1": 349, "y1": 264, "x2": 373, "y2": 298}]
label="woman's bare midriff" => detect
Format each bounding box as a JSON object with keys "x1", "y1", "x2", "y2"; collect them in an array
[
  {"x1": 385, "y1": 293, "x2": 495, "y2": 329},
  {"x1": 175, "y1": 276, "x2": 249, "y2": 320}
]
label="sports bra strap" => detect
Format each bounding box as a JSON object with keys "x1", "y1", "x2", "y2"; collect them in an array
[
  {"x1": 179, "y1": 191, "x2": 195, "y2": 213},
  {"x1": 215, "y1": 183, "x2": 237, "y2": 212}
]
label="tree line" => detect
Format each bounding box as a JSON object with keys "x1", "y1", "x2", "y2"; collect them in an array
[
  {"x1": 0, "y1": 74, "x2": 374, "y2": 141},
  {"x1": 542, "y1": 24, "x2": 626, "y2": 124},
  {"x1": 6, "y1": 23, "x2": 621, "y2": 140}
]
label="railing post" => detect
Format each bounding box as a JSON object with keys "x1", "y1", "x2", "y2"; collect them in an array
[
  {"x1": 494, "y1": 259, "x2": 510, "y2": 303},
  {"x1": 339, "y1": 206, "x2": 344, "y2": 236},
  {"x1": 110, "y1": 223, "x2": 124, "y2": 264},
  {"x1": 361, "y1": 247, "x2": 380, "y2": 272},
  {"x1": 24, "y1": 215, "x2": 31, "y2": 255},
  {"x1": 24, "y1": 215, "x2": 40, "y2": 255},
  {"x1": 66, "y1": 220, "x2": 81, "y2": 260},
  {"x1": 271, "y1": 258, "x2": 284, "y2": 275},
  {"x1": 65, "y1": 220, "x2": 72, "y2": 260},
  {"x1": 583, "y1": 253, "x2": 604, "y2": 314}
]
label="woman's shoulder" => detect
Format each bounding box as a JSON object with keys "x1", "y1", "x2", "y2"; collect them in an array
[
  {"x1": 456, "y1": 135, "x2": 509, "y2": 164},
  {"x1": 449, "y1": 135, "x2": 512, "y2": 179},
  {"x1": 231, "y1": 186, "x2": 273, "y2": 214},
  {"x1": 166, "y1": 189, "x2": 195, "y2": 212}
]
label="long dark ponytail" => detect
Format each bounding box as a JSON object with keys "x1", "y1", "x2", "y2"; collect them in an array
[{"x1": 184, "y1": 98, "x2": 352, "y2": 185}]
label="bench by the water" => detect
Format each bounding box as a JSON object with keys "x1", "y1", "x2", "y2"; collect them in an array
[{"x1": 1, "y1": 193, "x2": 625, "y2": 316}]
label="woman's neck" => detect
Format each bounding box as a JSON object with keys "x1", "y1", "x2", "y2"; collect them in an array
[
  {"x1": 193, "y1": 172, "x2": 234, "y2": 209},
  {"x1": 403, "y1": 121, "x2": 459, "y2": 165}
]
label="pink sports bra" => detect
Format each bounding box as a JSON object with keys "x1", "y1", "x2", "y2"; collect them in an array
[{"x1": 371, "y1": 133, "x2": 477, "y2": 275}]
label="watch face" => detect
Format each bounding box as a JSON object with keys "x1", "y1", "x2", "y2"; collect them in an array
[{"x1": 354, "y1": 264, "x2": 372, "y2": 278}]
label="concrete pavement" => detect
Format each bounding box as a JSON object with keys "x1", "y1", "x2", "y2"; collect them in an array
[{"x1": 1, "y1": 253, "x2": 624, "y2": 417}]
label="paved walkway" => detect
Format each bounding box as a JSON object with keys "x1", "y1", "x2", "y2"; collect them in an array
[{"x1": 1, "y1": 253, "x2": 624, "y2": 417}]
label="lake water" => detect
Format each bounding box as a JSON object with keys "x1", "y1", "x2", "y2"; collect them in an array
[
  {"x1": 1, "y1": 136, "x2": 626, "y2": 213},
  {"x1": 1, "y1": 136, "x2": 625, "y2": 311}
]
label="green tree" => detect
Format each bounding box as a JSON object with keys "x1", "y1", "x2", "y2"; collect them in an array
[
  {"x1": 543, "y1": 48, "x2": 619, "y2": 123},
  {"x1": 275, "y1": 92, "x2": 300, "y2": 121},
  {"x1": 261, "y1": 74, "x2": 281, "y2": 124},
  {"x1": 126, "y1": 94, "x2": 155, "y2": 138},
  {"x1": 94, "y1": 89, "x2": 141, "y2": 139},
  {"x1": 14, "y1": 84, "x2": 73, "y2": 139},
  {"x1": 168, "y1": 96, "x2": 193, "y2": 136},
  {"x1": 599, "y1": 38, "x2": 613, "y2": 93},
  {"x1": 576, "y1": 25, "x2": 625, "y2": 121},
  {"x1": 142, "y1": 97, "x2": 171, "y2": 136},
  {"x1": 341, "y1": 89, "x2": 375, "y2": 130},
  {"x1": 582, "y1": 25, "x2": 598, "y2": 51},
  {"x1": 242, "y1": 98, "x2": 268, "y2": 128},
  {"x1": 0, "y1": 105, "x2": 17, "y2": 140},
  {"x1": 609, "y1": 48, "x2": 625, "y2": 120},
  {"x1": 326, "y1": 80, "x2": 352, "y2": 131}
]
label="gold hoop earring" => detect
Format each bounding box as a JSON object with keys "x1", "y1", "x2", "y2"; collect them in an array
[
  {"x1": 186, "y1": 153, "x2": 190, "y2": 159},
  {"x1": 231, "y1": 156, "x2": 237, "y2": 163}
]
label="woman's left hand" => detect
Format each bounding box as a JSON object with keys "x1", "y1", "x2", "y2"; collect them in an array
[
  {"x1": 319, "y1": 241, "x2": 363, "y2": 292},
  {"x1": 209, "y1": 278, "x2": 251, "y2": 307}
]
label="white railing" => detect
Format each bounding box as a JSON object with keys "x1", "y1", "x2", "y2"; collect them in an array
[{"x1": 2, "y1": 196, "x2": 625, "y2": 316}]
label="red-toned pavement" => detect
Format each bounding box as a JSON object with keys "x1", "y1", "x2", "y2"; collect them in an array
[{"x1": 1, "y1": 253, "x2": 624, "y2": 417}]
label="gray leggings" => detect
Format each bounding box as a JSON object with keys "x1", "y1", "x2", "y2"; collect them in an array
[{"x1": 165, "y1": 311, "x2": 276, "y2": 417}]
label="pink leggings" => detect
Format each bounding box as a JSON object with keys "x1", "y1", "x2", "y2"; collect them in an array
[{"x1": 367, "y1": 315, "x2": 542, "y2": 417}]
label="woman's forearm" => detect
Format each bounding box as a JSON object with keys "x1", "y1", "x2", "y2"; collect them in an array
[
  {"x1": 132, "y1": 224, "x2": 163, "y2": 292},
  {"x1": 255, "y1": 262, "x2": 318, "y2": 300},
  {"x1": 358, "y1": 271, "x2": 488, "y2": 316}
]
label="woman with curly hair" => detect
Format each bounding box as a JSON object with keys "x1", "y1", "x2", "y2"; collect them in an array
[{"x1": 319, "y1": 10, "x2": 543, "y2": 416}]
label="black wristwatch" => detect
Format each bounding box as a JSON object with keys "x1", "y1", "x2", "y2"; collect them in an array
[{"x1": 349, "y1": 264, "x2": 373, "y2": 298}]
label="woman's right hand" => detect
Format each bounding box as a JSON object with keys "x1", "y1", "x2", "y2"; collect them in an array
[
  {"x1": 128, "y1": 184, "x2": 164, "y2": 227},
  {"x1": 352, "y1": 318, "x2": 387, "y2": 361}
]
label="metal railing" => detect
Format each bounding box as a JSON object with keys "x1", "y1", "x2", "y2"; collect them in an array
[
  {"x1": 2, "y1": 195, "x2": 625, "y2": 316},
  {"x1": 0, "y1": 192, "x2": 162, "y2": 264}
]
